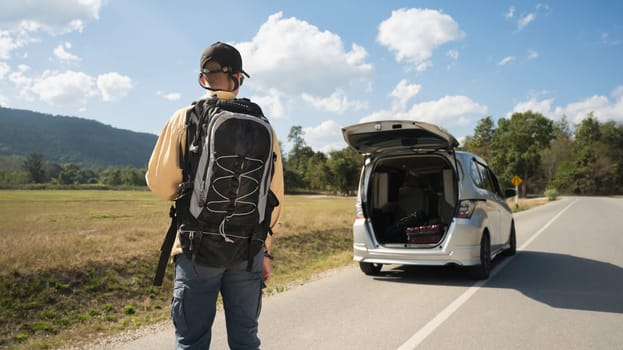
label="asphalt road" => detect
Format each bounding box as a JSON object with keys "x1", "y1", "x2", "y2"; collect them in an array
[{"x1": 109, "y1": 196, "x2": 623, "y2": 350}]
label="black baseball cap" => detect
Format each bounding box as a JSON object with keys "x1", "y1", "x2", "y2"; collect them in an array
[{"x1": 200, "y1": 42, "x2": 249, "y2": 78}]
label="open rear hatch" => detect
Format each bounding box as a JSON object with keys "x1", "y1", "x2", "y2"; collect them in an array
[
  {"x1": 342, "y1": 120, "x2": 459, "y2": 247},
  {"x1": 342, "y1": 120, "x2": 458, "y2": 154},
  {"x1": 366, "y1": 155, "x2": 457, "y2": 246}
]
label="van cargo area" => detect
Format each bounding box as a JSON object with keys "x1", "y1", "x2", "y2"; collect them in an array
[{"x1": 366, "y1": 154, "x2": 457, "y2": 246}]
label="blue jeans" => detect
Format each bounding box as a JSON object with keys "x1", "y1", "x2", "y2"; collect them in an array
[{"x1": 172, "y1": 250, "x2": 264, "y2": 350}]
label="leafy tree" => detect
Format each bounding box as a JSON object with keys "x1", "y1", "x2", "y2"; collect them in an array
[
  {"x1": 283, "y1": 168, "x2": 306, "y2": 191},
  {"x1": 77, "y1": 168, "x2": 99, "y2": 184},
  {"x1": 120, "y1": 167, "x2": 146, "y2": 186},
  {"x1": 540, "y1": 116, "x2": 573, "y2": 187},
  {"x1": 304, "y1": 152, "x2": 330, "y2": 191},
  {"x1": 285, "y1": 126, "x2": 316, "y2": 190},
  {"x1": 102, "y1": 167, "x2": 123, "y2": 186},
  {"x1": 574, "y1": 114, "x2": 601, "y2": 150},
  {"x1": 489, "y1": 111, "x2": 554, "y2": 196},
  {"x1": 288, "y1": 126, "x2": 306, "y2": 156},
  {"x1": 23, "y1": 153, "x2": 46, "y2": 183},
  {"x1": 56, "y1": 163, "x2": 82, "y2": 184},
  {"x1": 463, "y1": 116, "x2": 494, "y2": 159},
  {"x1": 563, "y1": 115, "x2": 623, "y2": 195},
  {"x1": 44, "y1": 163, "x2": 63, "y2": 182},
  {"x1": 55, "y1": 164, "x2": 100, "y2": 184},
  {"x1": 599, "y1": 121, "x2": 623, "y2": 192},
  {"x1": 326, "y1": 147, "x2": 363, "y2": 195},
  {"x1": 551, "y1": 160, "x2": 581, "y2": 193},
  {"x1": 0, "y1": 170, "x2": 29, "y2": 185},
  {"x1": 287, "y1": 126, "x2": 311, "y2": 171}
]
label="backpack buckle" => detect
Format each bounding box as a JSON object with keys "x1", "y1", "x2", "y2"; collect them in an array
[{"x1": 175, "y1": 181, "x2": 194, "y2": 200}]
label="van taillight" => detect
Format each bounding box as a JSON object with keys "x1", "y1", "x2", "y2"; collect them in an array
[
  {"x1": 456, "y1": 200, "x2": 475, "y2": 219},
  {"x1": 355, "y1": 202, "x2": 364, "y2": 219}
]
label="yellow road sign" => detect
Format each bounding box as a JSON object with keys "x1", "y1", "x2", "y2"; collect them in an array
[{"x1": 511, "y1": 175, "x2": 522, "y2": 187}]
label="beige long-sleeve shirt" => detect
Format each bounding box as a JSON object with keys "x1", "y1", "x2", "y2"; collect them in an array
[{"x1": 146, "y1": 91, "x2": 284, "y2": 256}]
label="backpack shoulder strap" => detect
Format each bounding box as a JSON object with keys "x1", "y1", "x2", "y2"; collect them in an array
[
  {"x1": 176, "y1": 99, "x2": 219, "y2": 198},
  {"x1": 153, "y1": 205, "x2": 177, "y2": 286}
]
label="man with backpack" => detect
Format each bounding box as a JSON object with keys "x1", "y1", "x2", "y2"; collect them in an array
[{"x1": 146, "y1": 41, "x2": 284, "y2": 350}]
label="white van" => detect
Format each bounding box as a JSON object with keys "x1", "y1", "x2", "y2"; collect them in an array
[{"x1": 342, "y1": 120, "x2": 516, "y2": 279}]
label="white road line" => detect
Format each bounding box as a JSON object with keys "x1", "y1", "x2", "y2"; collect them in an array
[{"x1": 397, "y1": 198, "x2": 578, "y2": 350}]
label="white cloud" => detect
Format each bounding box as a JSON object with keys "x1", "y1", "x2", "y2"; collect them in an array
[
  {"x1": 536, "y1": 4, "x2": 551, "y2": 14},
  {"x1": 555, "y1": 94, "x2": 623, "y2": 124},
  {"x1": 446, "y1": 49, "x2": 459, "y2": 61},
  {"x1": 251, "y1": 89, "x2": 285, "y2": 118},
  {"x1": 156, "y1": 91, "x2": 182, "y2": 101},
  {"x1": 236, "y1": 12, "x2": 372, "y2": 97},
  {"x1": 390, "y1": 80, "x2": 422, "y2": 110},
  {"x1": 0, "y1": 61, "x2": 9, "y2": 79},
  {"x1": 346, "y1": 43, "x2": 368, "y2": 66},
  {"x1": 505, "y1": 6, "x2": 516, "y2": 19},
  {"x1": 0, "y1": 0, "x2": 102, "y2": 34},
  {"x1": 446, "y1": 50, "x2": 459, "y2": 69},
  {"x1": 302, "y1": 120, "x2": 344, "y2": 153},
  {"x1": 377, "y1": 8, "x2": 465, "y2": 72},
  {"x1": 510, "y1": 97, "x2": 554, "y2": 116},
  {"x1": 0, "y1": 30, "x2": 30, "y2": 59},
  {"x1": 302, "y1": 89, "x2": 367, "y2": 114},
  {"x1": 600, "y1": 32, "x2": 622, "y2": 46},
  {"x1": 517, "y1": 13, "x2": 536, "y2": 30},
  {"x1": 53, "y1": 42, "x2": 80, "y2": 62},
  {"x1": 0, "y1": 1, "x2": 101, "y2": 58},
  {"x1": 9, "y1": 64, "x2": 32, "y2": 87},
  {"x1": 30, "y1": 70, "x2": 95, "y2": 106},
  {"x1": 528, "y1": 50, "x2": 539, "y2": 60},
  {"x1": 514, "y1": 4, "x2": 550, "y2": 31},
  {"x1": 362, "y1": 95, "x2": 487, "y2": 130},
  {"x1": 498, "y1": 56, "x2": 515, "y2": 66},
  {"x1": 13, "y1": 68, "x2": 132, "y2": 107},
  {"x1": 0, "y1": 31, "x2": 17, "y2": 59},
  {"x1": 97, "y1": 72, "x2": 133, "y2": 102},
  {"x1": 510, "y1": 86, "x2": 623, "y2": 124},
  {"x1": 407, "y1": 96, "x2": 487, "y2": 126}
]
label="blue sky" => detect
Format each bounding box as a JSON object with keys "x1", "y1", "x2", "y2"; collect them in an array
[{"x1": 1, "y1": 0, "x2": 622, "y2": 153}]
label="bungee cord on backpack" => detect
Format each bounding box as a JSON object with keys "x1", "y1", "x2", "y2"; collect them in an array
[{"x1": 207, "y1": 154, "x2": 265, "y2": 242}]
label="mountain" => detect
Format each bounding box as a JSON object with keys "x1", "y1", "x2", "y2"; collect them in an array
[{"x1": 0, "y1": 106, "x2": 158, "y2": 168}]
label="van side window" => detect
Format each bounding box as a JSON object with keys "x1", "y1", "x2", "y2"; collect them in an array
[
  {"x1": 472, "y1": 160, "x2": 496, "y2": 193},
  {"x1": 470, "y1": 160, "x2": 483, "y2": 187},
  {"x1": 476, "y1": 162, "x2": 495, "y2": 193}
]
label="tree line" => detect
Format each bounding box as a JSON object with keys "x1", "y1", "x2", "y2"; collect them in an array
[
  {"x1": 1, "y1": 153, "x2": 146, "y2": 188},
  {"x1": 2, "y1": 111, "x2": 622, "y2": 196},
  {"x1": 462, "y1": 111, "x2": 623, "y2": 196}
]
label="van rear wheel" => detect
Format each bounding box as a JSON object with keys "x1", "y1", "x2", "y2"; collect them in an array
[
  {"x1": 359, "y1": 262, "x2": 383, "y2": 275},
  {"x1": 503, "y1": 222, "x2": 517, "y2": 256},
  {"x1": 469, "y1": 233, "x2": 491, "y2": 280}
]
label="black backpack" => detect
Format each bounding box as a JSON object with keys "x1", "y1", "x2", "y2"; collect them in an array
[{"x1": 154, "y1": 97, "x2": 278, "y2": 286}]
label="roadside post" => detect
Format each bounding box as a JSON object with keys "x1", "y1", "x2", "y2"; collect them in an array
[{"x1": 511, "y1": 175, "x2": 522, "y2": 208}]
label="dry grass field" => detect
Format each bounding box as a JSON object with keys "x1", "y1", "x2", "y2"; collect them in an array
[{"x1": 0, "y1": 190, "x2": 356, "y2": 349}]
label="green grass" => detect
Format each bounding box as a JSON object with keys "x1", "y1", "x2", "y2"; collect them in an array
[{"x1": 0, "y1": 190, "x2": 356, "y2": 349}]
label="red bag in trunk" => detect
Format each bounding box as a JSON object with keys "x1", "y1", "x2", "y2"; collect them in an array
[{"x1": 406, "y1": 224, "x2": 443, "y2": 244}]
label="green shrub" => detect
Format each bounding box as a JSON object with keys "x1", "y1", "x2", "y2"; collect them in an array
[
  {"x1": 123, "y1": 305, "x2": 136, "y2": 315},
  {"x1": 544, "y1": 187, "x2": 558, "y2": 201}
]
